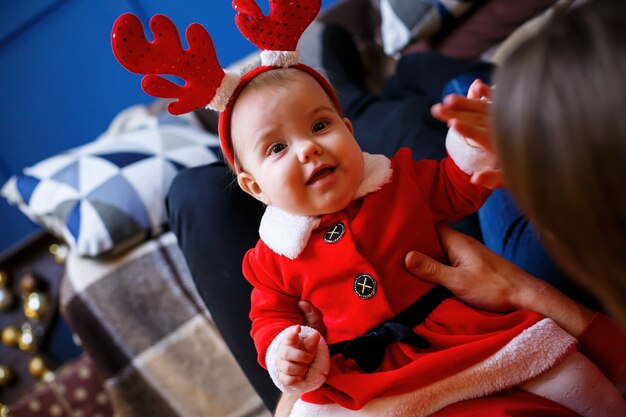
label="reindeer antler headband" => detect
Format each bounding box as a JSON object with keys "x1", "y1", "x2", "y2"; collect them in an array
[{"x1": 111, "y1": 0, "x2": 340, "y2": 167}]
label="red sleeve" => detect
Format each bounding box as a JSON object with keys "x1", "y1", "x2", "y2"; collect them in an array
[
  {"x1": 577, "y1": 312, "x2": 626, "y2": 380},
  {"x1": 400, "y1": 148, "x2": 492, "y2": 223},
  {"x1": 430, "y1": 389, "x2": 579, "y2": 417},
  {"x1": 242, "y1": 245, "x2": 304, "y2": 368}
]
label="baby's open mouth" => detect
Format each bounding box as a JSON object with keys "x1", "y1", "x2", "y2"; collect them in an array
[{"x1": 307, "y1": 166, "x2": 336, "y2": 185}]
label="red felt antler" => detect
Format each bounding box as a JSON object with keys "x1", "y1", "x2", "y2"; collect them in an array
[
  {"x1": 112, "y1": 13, "x2": 225, "y2": 115},
  {"x1": 233, "y1": 0, "x2": 321, "y2": 51}
]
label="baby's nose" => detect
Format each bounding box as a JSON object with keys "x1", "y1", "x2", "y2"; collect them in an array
[{"x1": 298, "y1": 139, "x2": 322, "y2": 162}]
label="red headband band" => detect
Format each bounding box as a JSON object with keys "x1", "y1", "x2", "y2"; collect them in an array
[{"x1": 111, "y1": 0, "x2": 340, "y2": 168}]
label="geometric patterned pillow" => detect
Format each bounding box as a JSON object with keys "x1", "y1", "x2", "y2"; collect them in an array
[{"x1": 1, "y1": 105, "x2": 220, "y2": 257}]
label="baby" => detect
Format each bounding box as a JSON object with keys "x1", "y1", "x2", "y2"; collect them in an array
[{"x1": 230, "y1": 67, "x2": 625, "y2": 417}]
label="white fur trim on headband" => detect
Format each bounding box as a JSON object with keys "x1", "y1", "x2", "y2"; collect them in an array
[
  {"x1": 260, "y1": 50, "x2": 300, "y2": 67},
  {"x1": 266, "y1": 325, "x2": 330, "y2": 394},
  {"x1": 445, "y1": 127, "x2": 497, "y2": 175},
  {"x1": 207, "y1": 71, "x2": 241, "y2": 112}
]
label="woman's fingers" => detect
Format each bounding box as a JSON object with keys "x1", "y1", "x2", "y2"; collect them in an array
[
  {"x1": 404, "y1": 251, "x2": 453, "y2": 286},
  {"x1": 298, "y1": 300, "x2": 326, "y2": 335}
]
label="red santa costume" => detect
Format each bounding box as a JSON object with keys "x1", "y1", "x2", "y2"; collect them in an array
[{"x1": 243, "y1": 132, "x2": 578, "y2": 417}]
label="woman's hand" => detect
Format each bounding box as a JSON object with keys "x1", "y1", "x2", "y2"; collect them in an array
[
  {"x1": 405, "y1": 223, "x2": 533, "y2": 313},
  {"x1": 405, "y1": 223, "x2": 594, "y2": 337},
  {"x1": 297, "y1": 300, "x2": 326, "y2": 335}
]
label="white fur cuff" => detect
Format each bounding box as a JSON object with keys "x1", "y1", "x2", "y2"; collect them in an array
[
  {"x1": 260, "y1": 50, "x2": 300, "y2": 67},
  {"x1": 445, "y1": 127, "x2": 497, "y2": 175},
  {"x1": 266, "y1": 325, "x2": 330, "y2": 394},
  {"x1": 207, "y1": 72, "x2": 240, "y2": 112}
]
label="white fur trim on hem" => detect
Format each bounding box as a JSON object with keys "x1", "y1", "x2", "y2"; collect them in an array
[
  {"x1": 445, "y1": 127, "x2": 497, "y2": 175},
  {"x1": 266, "y1": 325, "x2": 330, "y2": 394},
  {"x1": 206, "y1": 72, "x2": 240, "y2": 112},
  {"x1": 260, "y1": 50, "x2": 300, "y2": 67},
  {"x1": 289, "y1": 318, "x2": 577, "y2": 417}
]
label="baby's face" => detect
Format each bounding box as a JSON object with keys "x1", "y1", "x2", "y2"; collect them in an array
[{"x1": 232, "y1": 71, "x2": 364, "y2": 216}]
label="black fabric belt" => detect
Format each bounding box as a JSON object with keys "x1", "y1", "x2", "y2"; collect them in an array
[{"x1": 328, "y1": 285, "x2": 453, "y2": 373}]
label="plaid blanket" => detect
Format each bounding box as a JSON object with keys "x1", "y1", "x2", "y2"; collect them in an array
[{"x1": 60, "y1": 232, "x2": 271, "y2": 417}]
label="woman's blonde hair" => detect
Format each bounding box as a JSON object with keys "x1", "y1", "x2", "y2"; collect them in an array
[{"x1": 492, "y1": 0, "x2": 626, "y2": 320}]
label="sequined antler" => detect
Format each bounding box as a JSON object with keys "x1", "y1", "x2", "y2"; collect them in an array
[
  {"x1": 112, "y1": 13, "x2": 237, "y2": 114},
  {"x1": 233, "y1": 0, "x2": 321, "y2": 51}
]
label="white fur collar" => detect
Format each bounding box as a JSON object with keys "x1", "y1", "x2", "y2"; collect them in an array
[{"x1": 258, "y1": 152, "x2": 392, "y2": 259}]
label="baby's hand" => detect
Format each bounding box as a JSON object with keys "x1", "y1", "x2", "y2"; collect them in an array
[
  {"x1": 434, "y1": 80, "x2": 505, "y2": 189},
  {"x1": 277, "y1": 325, "x2": 321, "y2": 387},
  {"x1": 432, "y1": 79, "x2": 493, "y2": 151}
]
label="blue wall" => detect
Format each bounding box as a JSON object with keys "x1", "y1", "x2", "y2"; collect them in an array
[{"x1": 0, "y1": 0, "x2": 337, "y2": 253}]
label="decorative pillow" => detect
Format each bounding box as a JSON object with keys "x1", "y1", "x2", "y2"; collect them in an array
[
  {"x1": 380, "y1": 0, "x2": 479, "y2": 56},
  {"x1": 1, "y1": 105, "x2": 220, "y2": 257}
]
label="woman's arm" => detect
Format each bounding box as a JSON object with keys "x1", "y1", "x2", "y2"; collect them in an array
[
  {"x1": 404, "y1": 223, "x2": 594, "y2": 337},
  {"x1": 404, "y1": 223, "x2": 626, "y2": 386}
]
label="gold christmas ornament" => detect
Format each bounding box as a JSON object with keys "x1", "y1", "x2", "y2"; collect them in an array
[
  {"x1": 0, "y1": 365, "x2": 13, "y2": 385},
  {"x1": 0, "y1": 271, "x2": 8, "y2": 287},
  {"x1": 28, "y1": 356, "x2": 47, "y2": 378},
  {"x1": 41, "y1": 369, "x2": 56, "y2": 382},
  {"x1": 0, "y1": 271, "x2": 13, "y2": 311},
  {"x1": 18, "y1": 323, "x2": 36, "y2": 352},
  {"x1": 49, "y1": 243, "x2": 69, "y2": 264},
  {"x1": 19, "y1": 272, "x2": 38, "y2": 294},
  {"x1": 0, "y1": 288, "x2": 14, "y2": 311},
  {"x1": 23, "y1": 291, "x2": 49, "y2": 320},
  {"x1": 1, "y1": 325, "x2": 19, "y2": 347}
]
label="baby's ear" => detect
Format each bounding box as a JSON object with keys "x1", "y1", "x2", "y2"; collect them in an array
[
  {"x1": 237, "y1": 172, "x2": 271, "y2": 205},
  {"x1": 342, "y1": 117, "x2": 354, "y2": 134}
]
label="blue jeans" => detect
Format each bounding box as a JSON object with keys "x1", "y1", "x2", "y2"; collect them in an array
[{"x1": 478, "y1": 189, "x2": 600, "y2": 309}]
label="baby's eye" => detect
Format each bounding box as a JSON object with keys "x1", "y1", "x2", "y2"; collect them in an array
[
  {"x1": 268, "y1": 143, "x2": 287, "y2": 155},
  {"x1": 313, "y1": 120, "x2": 328, "y2": 132}
]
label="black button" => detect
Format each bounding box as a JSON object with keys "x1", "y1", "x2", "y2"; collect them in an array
[
  {"x1": 323, "y1": 223, "x2": 346, "y2": 243},
  {"x1": 353, "y1": 273, "x2": 377, "y2": 299}
]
